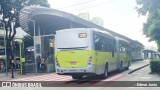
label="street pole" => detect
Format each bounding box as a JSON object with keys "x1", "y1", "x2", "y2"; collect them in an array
[
  {"x1": 11, "y1": 20, "x2": 16, "y2": 78},
  {"x1": 28, "y1": 19, "x2": 37, "y2": 74},
  {"x1": 14, "y1": 38, "x2": 23, "y2": 75},
  {"x1": 12, "y1": 22, "x2": 16, "y2": 71},
  {"x1": 19, "y1": 40, "x2": 22, "y2": 75}
]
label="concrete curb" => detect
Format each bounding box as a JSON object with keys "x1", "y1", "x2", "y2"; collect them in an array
[{"x1": 128, "y1": 64, "x2": 150, "y2": 74}]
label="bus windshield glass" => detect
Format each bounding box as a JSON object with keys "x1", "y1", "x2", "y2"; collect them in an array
[{"x1": 56, "y1": 31, "x2": 89, "y2": 49}]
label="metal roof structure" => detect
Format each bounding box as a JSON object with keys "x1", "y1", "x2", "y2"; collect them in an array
[
  {"x1": 143, "y1": 49, "x2": 157, "y2": 53},
  {"x1": 19, "y1": 6, "x2": 144, "y2": 49}
]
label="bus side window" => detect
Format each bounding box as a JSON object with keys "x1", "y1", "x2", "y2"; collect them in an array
[
  {"x1": 94, "y1": 34, "x2": 108, "y2": 52},
  {"x1": 119, "y1": 43, "x2": 124, "y2": 53},
  {"x1": 101, "y1": 40, "x2": 105, "y2": 51},
  {"x1": 100, "y1": 36, "x2": 108, "y2": 52},
  {"x1": 114, "y1": 42, "x2": 117, "y2": 52},
  {"x1": 94, "y1": 35, "x2": 102, "y2": 51},
  {"x1": 101, "y1": 37, "x2": 108, "y2": 52},
  {"x1": 104, "y1": 38, "x2": 110, "y2": 52},
  {"x1": 120, "y1": 43, "x2": 128, "y2": 53}
]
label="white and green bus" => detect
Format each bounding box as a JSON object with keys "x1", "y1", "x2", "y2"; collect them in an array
[{"x1": 55, "y1": 28, "x2": 131, "y2": 79}]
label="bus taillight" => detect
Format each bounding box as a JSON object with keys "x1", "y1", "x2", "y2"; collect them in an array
[{"x1": 55, "y1": 58, "x2": 60, "y2": 67}]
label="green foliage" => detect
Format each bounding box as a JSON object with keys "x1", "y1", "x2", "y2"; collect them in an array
[
  {"x1": 136, "y1": 0, "x2": 160, "y2": 15},
  {"x1": 136, "y1": 0, "x2": 160, "y2": 51},
  {"x1": 0, "y1": 0, "x2": 49, "y2": 68},
  {"x1": 0, "y1": 0, "x2": 49, "y2": 41},
  {"x1": 150, "y1": 59, "x2": 160, "y2": 72},
  {"x1": 22, "y1": 35, "x2": 33, "y2": 49}
]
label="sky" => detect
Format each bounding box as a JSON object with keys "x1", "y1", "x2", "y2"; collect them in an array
[{"x1": 48, "y1": 0, "x2": 157, "y2": 49}]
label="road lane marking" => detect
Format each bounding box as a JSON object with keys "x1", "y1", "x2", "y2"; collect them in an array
[{"x1": 141, "y1": 76, "x2": 151, "y2": 79}]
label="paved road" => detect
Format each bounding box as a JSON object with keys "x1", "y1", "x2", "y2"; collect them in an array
[
  {"x1": 1, "y1": 60, "x2": 160, "y2": 90},
  {"x1": 99, "y1": 66, "x2": 160, "y2": 90},
  {"x1": 0, "y1": 60, "x2": 149, "y2": 81},
  {"x1": 120, "y1": 65, "x2": 160, "y2": 81},
  {"x1": 4, "y1": 60, "x2": 149, "y2": 81},
  {"x1": 1, "y1": 66, "x2": 159, "y2": 90}
]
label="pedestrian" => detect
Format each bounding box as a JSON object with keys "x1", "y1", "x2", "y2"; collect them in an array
[
  {"x1": 41, "y1": 57, "x2": 45, "y2": 71},
  {"x1": 37, "y1": 55, "x2": 41, "y2": 70}
]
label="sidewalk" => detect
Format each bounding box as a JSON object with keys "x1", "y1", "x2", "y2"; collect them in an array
[
  {"x1": 0, "y1": 59, "x2": 150, "y2": 81},
  {"x1": 129, "y1": 59, "x2": 150, "y2": 74},
  {"x1": 0, "y1": 71, "x2": 51, "y2": 81}
]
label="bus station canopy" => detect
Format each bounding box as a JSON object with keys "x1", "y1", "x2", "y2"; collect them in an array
[
  {"x1": 19, "y1": 6, "x2": 144, "y2": 49},
  {"x1": 143, "y1": 49, "x2": 157, "y2": 53}
]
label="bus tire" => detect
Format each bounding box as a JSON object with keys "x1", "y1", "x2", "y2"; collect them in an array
[
  {"x1": 118, "y1": 62, "x2": 123, "y2": 73},
  {"x1": 101, "y1": 64, "x2": 108, "y2": 79},
  {"x1": 126, "y1": 66, "x2": 129, "y2": 70},
  {"x1": 125, "y1": 61, "x2": 130, "y2": 70},
  {"x1": 72, "y1": 75, "x2": 83, "y2": 80}
]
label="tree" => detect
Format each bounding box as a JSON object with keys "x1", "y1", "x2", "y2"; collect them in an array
[
  {"x1": 0, "y1": 0, "x2": 49, "y2": 70},
  {"x1": 136, "y1": 0, "x2": 160, "y2": 51}
]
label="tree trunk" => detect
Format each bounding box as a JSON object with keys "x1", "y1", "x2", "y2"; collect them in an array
[{"x1": 6, "y1": 39, "x2": 13, "y2": 71}]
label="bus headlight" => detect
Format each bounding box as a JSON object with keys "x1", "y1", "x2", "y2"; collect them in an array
[
  {"x1": 88, "y1": 56, "x2": 93, "y2": 65},
  {"x1": 55, "y1": 57, "x2": 60, "y2": 67}
]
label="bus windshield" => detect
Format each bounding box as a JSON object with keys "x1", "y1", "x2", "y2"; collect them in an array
[{"x1": 56, "y1": 31, "x2": 89, "y2": 49}]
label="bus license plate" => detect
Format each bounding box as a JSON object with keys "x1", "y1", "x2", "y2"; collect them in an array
[{"x1": 70, "y1": 61, "x2": 77, "y2": 65}]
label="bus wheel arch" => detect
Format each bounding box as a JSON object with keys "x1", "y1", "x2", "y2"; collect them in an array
[
  {"x1": 101, "y1": 62, "x2": 108, "y2": 79},
  {"x1": 118, "y1": 61, "x2": 123, "y2": 73},
  {"x1": 126, "y1": 60, "x2": 130, "y2": 70}
]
